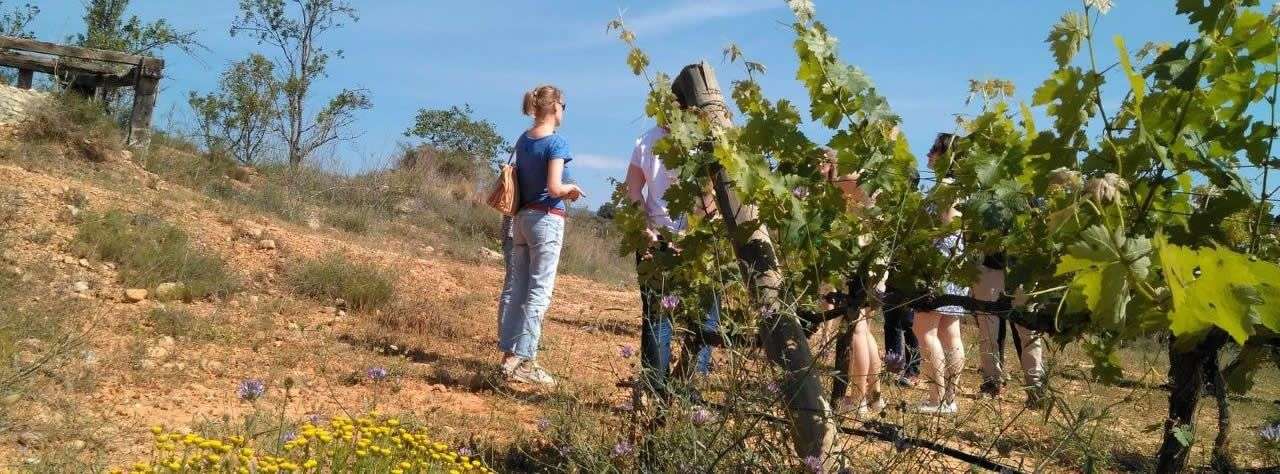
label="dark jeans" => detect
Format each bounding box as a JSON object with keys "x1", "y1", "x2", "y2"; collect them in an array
[
  {"x1": 636, "y1": 253, "x2": 720, "y2": 402},
  {"x1": 883, "y1": 288, "x2": 921, "y2": 378}
]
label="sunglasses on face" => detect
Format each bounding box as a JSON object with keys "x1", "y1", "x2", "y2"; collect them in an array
[{"x1": 559, "y1": 102, "x2": 567, "y2": 111}]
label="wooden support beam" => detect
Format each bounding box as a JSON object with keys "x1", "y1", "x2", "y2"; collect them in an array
[
  {"x1": 0, "y1": 35, "x2": 148, "y2": 65},
  {"x1": 15, "y1": 69, "x2": 31, "y2": 89},
  {"x1": 0, "y1": 50, "x2": 132, "y2": 78},
  {"x1": 672, "y1": 61, "x2": 837, "y2": 463},
  {"x1": 127, "y1": 74, "x2": 159, "y2": 148}
]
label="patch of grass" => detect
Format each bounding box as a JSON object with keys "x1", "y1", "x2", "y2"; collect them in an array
[
  {"x1": 147, "y1": 306, "x2": 226, "y2": 342},
  {"x1": 26, "y1": 227, "x2": 54, "y2": 245},
  {"x1": 560, "y1": 210, "x2": 634, "y2": 286},
  {"x1": 71, "y1": 210, "x2": 236, "y2": 300},
  {"x1": 287, "y1": 253, "x2": 394, "y2": 311},
  {"x1": 324, "y1": 207, "x2": 372, "y2": 234},
  {"x1": 61, "y1": 188, "x2": 89, "y2": 209},
  {"x1": 18, "y1": 92, "x2": 122, "y2": 163},
  {"x1": 0, "y1": 268, "x2": 85, "y2": 424}
]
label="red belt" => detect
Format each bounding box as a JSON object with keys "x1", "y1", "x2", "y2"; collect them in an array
[{"x1": 523, "y1": 203, "x2": 566, "y2": 217}]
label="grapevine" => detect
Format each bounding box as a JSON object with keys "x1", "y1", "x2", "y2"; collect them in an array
[{"x1": 608, "y1": 0, "x2": 1280, "y2": 471}]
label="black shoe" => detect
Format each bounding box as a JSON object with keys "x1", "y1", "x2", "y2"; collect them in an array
[{"x1": 979, "y1": 380, "x2": 1003, "y2": 398}]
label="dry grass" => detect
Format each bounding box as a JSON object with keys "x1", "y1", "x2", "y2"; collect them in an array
[
  {"x1": 17, "y1": 92, "x2": 122, "y2": 163},
  {"x1": 287, "y1": 253, "x2": 396, "y2": 312},
  {"x1": 71, "y1": 209, "x2": 237, "y2": 300}
]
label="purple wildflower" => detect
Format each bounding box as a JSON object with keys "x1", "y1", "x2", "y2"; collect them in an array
[
  {"x1": 1262, "y1": 423, "x2": 1280, "y2": 442},
  {"x1": 760, "y1": 305, "x2": 775, "y2": 319},
  {"x1": 883, "y1": 351, "x2": 906, "y2": 373},
  {"x1": 691, "y1": 407, "x2": 713, "y2": 425},
  {"x1": 458, "y1": 447, "x2": 473, "y2": 457},
  {"x1": 280, "y1": 430, "x2": 297, "y2": 443},
  {"x1": 766, "y1": 382, "x2": 780, "y2": 395},
  {"x1": 367, "y1": 367, "x2": 389, "y2": 382},
  {"x1": 660, "y1": 294, "x2": 680, "y2": 311},
  {"x1": 613, "y1": 440, "x2": 634, "y2": 457},
  {"x1": 793, "y1": 187, "x2": 810, "y2": 199},
  {"x1": 536, "y1": 418, "x2": 551, "y2": 432},
  {"x1": 619, "y1": 344, "x2": 635, "y2": 359},
  {"x1": 803, "y1": 455, "x2": 824, "y2": 473},
  {"x1": 238, "y1": 379, "x2": 266, "y2": 401},
  {"x1": 619, "y1": 401, "x2": 634, "y2": 412}
]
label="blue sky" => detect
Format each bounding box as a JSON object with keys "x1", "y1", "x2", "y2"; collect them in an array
[{"x1": 29, "y1": 1, "x2": 1201, "y2": 208}]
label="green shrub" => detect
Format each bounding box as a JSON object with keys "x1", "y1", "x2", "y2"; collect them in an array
[
  {"x1": 18, "y1": 92, "x2": 122, "y2": 163},
  {"x1": 147, "y1": 306, "x2": 225, "y2": 342},
  {"x1": 324, "y1": 208, "x2": 371, "y2": 234},
  {"x1": 72, "y1": 210, "x2": 236, "y2": 300},
  {"x1": 142, "y1": 142, "x2": 236, "y2": 195},
  {"x1": 287, "y1": 253, "x2": 394, "y2": 311}
]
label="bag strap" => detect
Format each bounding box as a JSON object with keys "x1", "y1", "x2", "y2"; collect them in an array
[{"x1": 505, "y1": 135, "x2": 519, "y2": 165}]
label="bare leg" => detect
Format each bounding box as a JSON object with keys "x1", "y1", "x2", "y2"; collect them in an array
[
  {"x1": 938, "y1": 314, "x2": 966, "y2": 405},
  {"x1": 913, "y1": 311, "x2": 945, "y2": 404},
  {"x1": 857, "y1": 308, "x2": 882, "y2": 404}
]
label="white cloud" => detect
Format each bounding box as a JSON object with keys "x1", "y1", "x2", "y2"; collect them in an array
[
  {"x1": 572, "y1": 153, "x2": 628, "y2": 171},
  {"x1": 623, "y1": 0, "x2": 783, "y2": 37}
]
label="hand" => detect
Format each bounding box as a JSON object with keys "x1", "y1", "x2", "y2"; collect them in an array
[
  {"x1": 563, "y1": 185, "x2": 585, "y2": 201},
  {"x1": 644, "y1": 228, "x2": 660, "y2": 244}
]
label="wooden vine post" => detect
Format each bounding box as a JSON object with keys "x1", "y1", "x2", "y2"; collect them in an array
[
  {"x1": 672, "y1": 61, "x2": 836, "y2": 461},
  {"x1": 0, "y1": 35, "x2": 165, "y2": 148}
]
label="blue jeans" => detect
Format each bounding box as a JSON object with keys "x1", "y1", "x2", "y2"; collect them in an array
[
  {"x1": 637, "y1": 252, "x2": 720, "y2": 400},
  {"x1": 497, "y1": 216, "x2": 515, "y2": 332},
  {"x1": 498, "y1": 209, "x2": 564, "y2": 360}
]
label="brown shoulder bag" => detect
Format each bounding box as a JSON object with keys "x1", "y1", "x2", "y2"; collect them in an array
[{"x1": 486, "y1": 149, "x2": 519, "y2": 216}]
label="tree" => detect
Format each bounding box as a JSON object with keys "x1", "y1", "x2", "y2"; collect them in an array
[
  {"x1": 0, "y1": 1, "x2": 39, "y2": 85},
  {"x1": 232, "y1": 0, "x2": 372, "y2": 167},
  {"x1": 188, "y1": 54, "x2": 281, "y2": 165},
  {"x1": 596, "y1": 201, "x2": 616, "y2": 220},
  {"x1": 404, "y1": 105, "x2": 507, "y2": 171},
  {"x1": 0, "y1": 1, "x2": 38, "y2": 38},
  {"x1": 73, "y1": 0, "x2": 200, "y2": 56}
]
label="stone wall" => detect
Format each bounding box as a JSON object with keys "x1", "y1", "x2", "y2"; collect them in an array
[{"x1": 0, "y1": 83, "x2": 47, "y2": 124}]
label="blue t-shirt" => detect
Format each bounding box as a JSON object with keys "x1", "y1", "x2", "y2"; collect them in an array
[{"x1": 515, "y1": 132, "x2": 573, "y2": 211}]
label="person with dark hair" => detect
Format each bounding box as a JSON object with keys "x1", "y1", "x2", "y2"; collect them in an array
[{"x1": 932, "y1": 131, "x2": 1046, "y2": 404}]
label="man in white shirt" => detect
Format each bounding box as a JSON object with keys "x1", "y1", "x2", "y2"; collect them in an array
[{"x1": 625, "y1": 124, "x2": 720, "y2": 405}]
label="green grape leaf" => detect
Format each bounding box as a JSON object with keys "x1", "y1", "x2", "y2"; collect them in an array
[
  {"x1": 1222, "y1": 343, "x2": 1268, "y2": 394},
  {"x1": 1032, "y1": 67, "x2": 1102, "y2": 140},
  {"x1": 1172, "y1": 425, "x2": 1195, "y2": 447},
  {"x1": 627, "y1": 49, "x2": 650, "y2": 76},
  {"x1": 1046, "y1": 12, "x2": 1087, "y2": 68},
  {"x1": 1158, "y1": 235, "x2": 1280, "y2": 343},
  {"x1": 1115, "y1": 36, "x2": 1146, "y2": 107},
  {"x1": 1055, "y1": 226, "x2": 1151, "y2": 328}
]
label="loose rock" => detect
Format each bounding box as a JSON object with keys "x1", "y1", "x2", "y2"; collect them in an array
[
  {"x1": 146, "y1": 345, "x2": 170, "y2": 360},
  {"x1": 258, "y1": 239, "x2": 277, "y2": 250},
  {"x1": 155, "y1": 282, "x2": 185, "y2": 301},
  {"x1": 72, "y1": 281, "x2": 90, "y2": 293},
  {"x1": 478, "y1": 248, "x2": 503, "y2": 261},
  {"x1": 16, "y1": 431, "x2": 41, "y2": 447},
  {"x1": 124, "y1": 288, "x2": 148, "y2": 302},
  {"x1": 234, "y1": 220, "x2": 265, "y2": 240}
]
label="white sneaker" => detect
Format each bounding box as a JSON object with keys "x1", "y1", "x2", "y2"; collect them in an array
[
  {"x1": 915, "y1": 400, "x2": 957, "y2": 415},
  {"x1": 509, "y1": 360, "x2": 556, "y2": 387},
  {"x1": 500, "y1": 357, "x2": 522, "y2": 376},
  {"x1": 865, "y1": 396, "x2": 887, "y2": 414}
]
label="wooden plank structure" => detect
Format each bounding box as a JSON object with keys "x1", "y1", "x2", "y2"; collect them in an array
[{"x1": 0, "y1": 35, "x2": 164, "y2": 147}]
